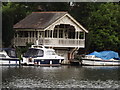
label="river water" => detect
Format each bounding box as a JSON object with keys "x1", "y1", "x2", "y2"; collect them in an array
[{"x1": 1, "y1": 65, "x2": 120, "y2": 89}]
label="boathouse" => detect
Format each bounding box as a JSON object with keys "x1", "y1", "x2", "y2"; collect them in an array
[{"x1": 13, "y1": 12, "x2": 88, "y2": 61}]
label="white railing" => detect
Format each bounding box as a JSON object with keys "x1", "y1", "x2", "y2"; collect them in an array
[
  {"x1": 14, "y1": 37, "x2": 36, "y2": 46},
  {"x1": 39, "y1": 38, "x2": 85, "y2": 48},
  {"x1": 14, "y1": 37, "x2": 85, "y2": 47}
]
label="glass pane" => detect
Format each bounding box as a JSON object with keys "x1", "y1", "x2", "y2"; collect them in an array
[
  {"x1": 59, "y1": 30, "x2": 63, "y2": 38},
  {"x1": 79, "y1": 32, "x2": 84, "y2": 39},
  {"x1": 38, "y1": 50, "x2": 44, "y2": 56},
  {"x1": 0, "y1": 54, "x2": 6, "y2": 58},
  {"x1": 53, "y1": 30, "x2": 57, "y2": 38}
]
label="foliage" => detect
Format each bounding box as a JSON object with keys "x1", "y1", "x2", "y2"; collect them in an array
[
  {"x1": 87, "y1": 3, "x2": 120, "y2": 53},
  {"x1": 15, "y1": 42, "x2": 34, "y2": 59},
  {"x1": 2, "y1": 2, "x2": 28, "y2": 47}
]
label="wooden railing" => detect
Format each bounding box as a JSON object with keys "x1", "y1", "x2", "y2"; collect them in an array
[
  {"x1": 14, "y1": 37, "x2": 85, "y2": 47},
  {"x1": 39, "y1": 38, "x2": 85, "y2": 48},
  {"x1": 14, "y1": 37, "x2": 36, "y2": 46}
]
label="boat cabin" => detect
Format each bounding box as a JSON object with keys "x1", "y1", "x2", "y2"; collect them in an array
[
  {"x1": 0, "y1": 48, "x2": 17, "y2": 58},
  {"x1": 22, "y1": 45, "x2": 64, "y2": 66},
  {"x1": 23, "y1": 45, "x2": 57, "y2": 58},
  {"x1": 13, "y1": 12, "x2": 88, "y2": 61},
  {"x1": 0, "y1": 48, "x2": 20, "y2": 66}
]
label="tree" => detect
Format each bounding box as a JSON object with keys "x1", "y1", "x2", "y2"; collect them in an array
[
  {"x1": 2, "y1": 2, "x2": 29, "y2": 47},
  {"x1": 86, "y1": 3, "x2": 120, "y2": 53}
]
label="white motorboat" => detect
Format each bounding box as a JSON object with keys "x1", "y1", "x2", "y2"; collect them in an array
[
  {"x1": 21, "y1": 45, "x2": 64, "y2": 66},
  {"x1": 81, "y1": 51, "x2": 120, "y2": 66},
  {"x1": 0, "y1": 48, "x2": 20, "y2": 66}
]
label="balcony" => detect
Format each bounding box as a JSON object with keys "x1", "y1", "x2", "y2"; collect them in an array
[
  {"x1": 14, "y1": 37, "x2": 85, "y2": 48},
  {"x1": 14, "y1": 37, "x2": 36, "y2": 46},
  {"x1": 39, "y1": 38, "x2": 85, "y2": 48}
]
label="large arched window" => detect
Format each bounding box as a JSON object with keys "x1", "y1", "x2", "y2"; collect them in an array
[{"x1": 53, "y1": 24, "x2": 76, "y2": 39}]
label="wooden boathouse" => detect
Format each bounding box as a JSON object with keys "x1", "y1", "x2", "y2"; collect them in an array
[{"x1": 13, "y1": 11, "x2": 88, "y2": 61}]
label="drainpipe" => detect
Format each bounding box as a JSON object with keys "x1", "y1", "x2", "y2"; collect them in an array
[{"x1": 70, "y1": 47, "x2": 79, "y2": 60}]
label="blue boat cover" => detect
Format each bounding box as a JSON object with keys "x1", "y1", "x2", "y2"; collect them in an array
[{"x1": 88, "y1": 51, "x2": 120, "y2": 60}]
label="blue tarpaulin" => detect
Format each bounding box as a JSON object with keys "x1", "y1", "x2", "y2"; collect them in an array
[{"x1": 88, "y1": 51, "x2": 120, "y2": 60}]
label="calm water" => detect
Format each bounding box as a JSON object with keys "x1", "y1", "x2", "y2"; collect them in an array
[{"x1": 1, "y1": 65, "x2": 120, "y2": 89}]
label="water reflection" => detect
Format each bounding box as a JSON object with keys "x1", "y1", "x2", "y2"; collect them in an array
[{"x1": 1, "y1": 66, "x2": 120, "y2": 89}]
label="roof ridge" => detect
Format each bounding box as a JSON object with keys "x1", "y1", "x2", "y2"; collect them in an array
[{"x1": 32, "y1": 11, "x2": 68, "y2": 13}]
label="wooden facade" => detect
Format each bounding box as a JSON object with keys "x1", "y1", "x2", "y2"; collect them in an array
[{"x1": 13, "y1": 12, "x2": 88, "y2": 60}]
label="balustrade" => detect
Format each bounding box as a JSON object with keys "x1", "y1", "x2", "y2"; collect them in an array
[{"x1": 14, "y1": 37, "x2": 85, "y2": 47}]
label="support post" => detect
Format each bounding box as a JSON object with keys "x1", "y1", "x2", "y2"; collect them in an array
[
  {"x1": 52, "y1": 30, "x2": 53, "y2": 38},
  {"x1": 28, "y1": 32, "x2": 30, "y2": 43},
  {"x1": 84, "y1": 32, "x2": 85, "y2": 39}
]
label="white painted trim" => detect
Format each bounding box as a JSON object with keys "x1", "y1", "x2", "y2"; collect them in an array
[
  {"x1": 44, "y1": 13, "x2": 88, "y2": 33},
  {"x1": 16, "y1": 29, "x2": 44, "y2": 31},
  {"x1": 66, "y1": 14, "x2": 88, "y2": 33},
  {"x1": 44, "y1": 14, "x2": 67, "y2": 31}
]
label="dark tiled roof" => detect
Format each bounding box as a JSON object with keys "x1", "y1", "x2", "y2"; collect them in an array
[{"x1": 14, "y1": 12, "x2": 67, "y2": 29}]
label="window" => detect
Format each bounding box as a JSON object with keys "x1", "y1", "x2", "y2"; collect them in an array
[
  {"x1": 53, "y1": 30, "x2": 57, "y2": 38},
  {"x1": 46, "y1": 51, "x2": 56, "y2": 55},
  {"x1": 10, "y1": 50, "x2": 16, "y2": 57},
  {"x1": 24, "y1": 49, "x2": 43, "y2": 57},
  {"x1": 24, "y1": 32, "x2": 28, "y2": 37},
  {"x1": 48, "y1": 30, "x2": 52, "y2": 38},
  {"x1": 79, "y1": 32, "x2": 84, "y2": 39},
  {"x1": 45, "y1": 30, "x2": 48, "y2": 37},
  {"x1": 59, "y1": 30, "x2": 63, "y2": 38},
  {"x1": 19, "y1": 32, "x2": 23, "y2": 37},
  {"x1": 38, "y1": 50, "x2": 44, "y2": 57},
  {"x1": 6, "y1": 50, "x2": 16, "y2": 57},
  {"x1": 0, "y1": 54, "x2": 6, "y2": 58}
]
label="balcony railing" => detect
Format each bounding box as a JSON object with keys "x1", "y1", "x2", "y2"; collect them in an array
[
  {"x1": 14, "y1": 37, "x2": 85, "y2": 48},
  {"x1": 14, "y1": 37, "x2": 36, "y2": 46},
  {"x1": 39, "y1": 38, "x2": 85, "y2": 48}
]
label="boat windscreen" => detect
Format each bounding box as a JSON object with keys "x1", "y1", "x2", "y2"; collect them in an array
[
  {"x1": 6, "y1": 50, "x2": 16, "y2": 58},
  {"x1": 24, "y1": 49, "x2": 43, "y2": 57},
  {"x1": 46, "y1": 50, "x2": 57, "y2": 55}
]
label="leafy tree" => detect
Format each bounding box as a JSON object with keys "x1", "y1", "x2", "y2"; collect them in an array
[
  {"x1": 86, "y1": 3, "x2": 120, "y2": 53},
  {"x1": 2, "y1": 2, "x2": 28, "y2": 47}
]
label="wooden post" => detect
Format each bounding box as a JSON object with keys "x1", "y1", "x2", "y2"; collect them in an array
[
  {"x1": 37, "y1": 31, "x2": 39, "y2": 40},
  {"x1": 17, "y1": 32, "x2": 18, "y2": 38},
  {"x1": 78, "y1": 32, "x2": 80, "y2": 39},
  {"x1": 57, "y1": 27, "x2": 59, "y2": 38},
  {"x1": 52, "y1": 30, "x2": 53, "y2": 38},
  {"x1": 34, "y1": 31, "x2": 36, "y2": 44},
  {"x1": 84, "y1": 32, "x2": 85, "y2": 39},
  {"x1": 63, "y1": 29, "x2": 64, "y2": 38},
  {"x1": 31, "y1": 31, "x2": 33, "y2": 42},
  {"x1": 28, "y1": 31, "x2": 30, "y2": 43}
]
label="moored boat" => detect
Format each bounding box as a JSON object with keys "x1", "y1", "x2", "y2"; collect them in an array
[
  {"x1": 21, "y1": 45, "x2": 64, "y2": 66},
  {"x1": 0, "y1": 48, "x2": 20, "y2": 66},
  {"x1": 81, "y1": 51, "x2": 120, "y2": 66}
]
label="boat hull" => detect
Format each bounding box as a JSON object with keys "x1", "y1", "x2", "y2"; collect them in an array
[
  {"x1": 82, "y1": 59, "x2": 120, "y2": 66},
  {"x1": 0, "y1": 58, "x2": 20, "y2": 66},
  {"x1": 21, "y1": 59, "x2": 64, "y2": 66}
]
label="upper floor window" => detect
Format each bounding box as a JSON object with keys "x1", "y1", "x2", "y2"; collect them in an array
[
  {"x1": 59, "y1": 30, "x2": 63, "y2": 38},
  {"x1": 79, "y1": 32, "x2": 84, "y2": 39},
  {"x1": 53, "y1": 30, "x2": 57, "y2": 38}
]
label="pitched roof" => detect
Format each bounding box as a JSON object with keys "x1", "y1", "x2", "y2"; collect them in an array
[
  {"x1": 14, "y1": 11, "x2": 88, "y2": 33},
  {"x1": 14, "y1": 12, "x2": 67, "y2": 29}
]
